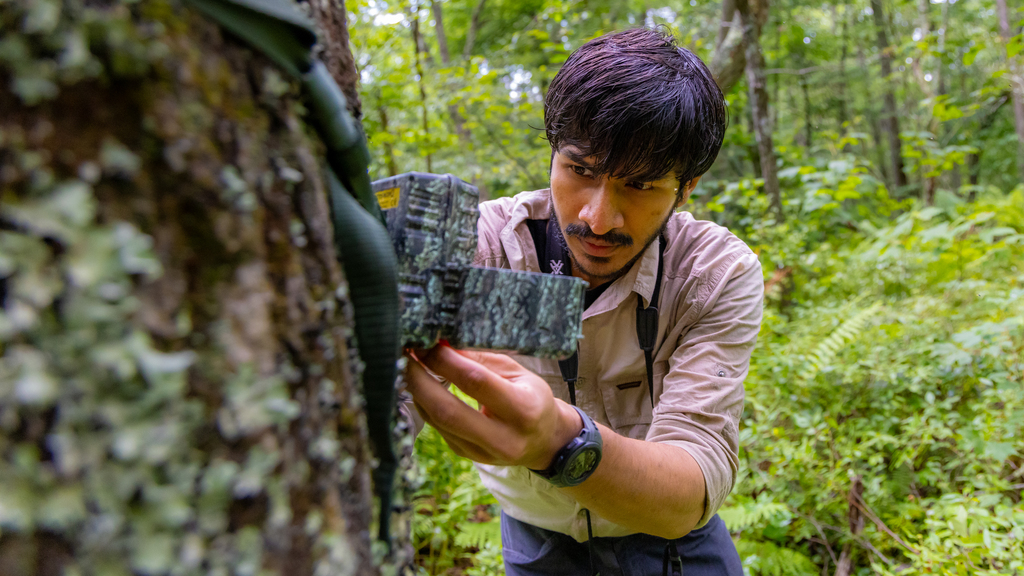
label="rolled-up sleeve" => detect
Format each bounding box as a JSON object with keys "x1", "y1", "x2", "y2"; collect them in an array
[{"x1": 646, "y1": 251, "x2": 764, "y2": 527}]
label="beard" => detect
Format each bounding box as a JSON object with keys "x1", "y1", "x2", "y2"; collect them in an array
[{"x1": 553, "y1": 208, "x2": 674, "y2": 286}]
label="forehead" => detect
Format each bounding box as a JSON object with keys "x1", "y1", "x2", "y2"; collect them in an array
[{"x1": 556, "y1": 146, "x2": 678, "y2": 183}]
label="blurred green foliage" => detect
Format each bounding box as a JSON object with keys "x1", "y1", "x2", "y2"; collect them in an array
[{"x1": 348, "y1": 0, "x2": 1024, "y2": 573}]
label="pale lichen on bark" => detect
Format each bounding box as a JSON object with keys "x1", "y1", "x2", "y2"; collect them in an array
[{"x1": 0, "y1": 0, "x2": 410, "y2": 574}]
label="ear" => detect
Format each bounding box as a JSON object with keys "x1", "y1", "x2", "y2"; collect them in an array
[{"x1": 676, "y1": 176, "x2": 702, "y2": 208}]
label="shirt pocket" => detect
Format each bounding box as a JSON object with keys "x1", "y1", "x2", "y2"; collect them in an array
[
  {"x1": 599, "y1": 361, "x2": 667, "y2": 439},
  {"x1": 538, "y1": 371, "x2": 572, "y2": 405}
]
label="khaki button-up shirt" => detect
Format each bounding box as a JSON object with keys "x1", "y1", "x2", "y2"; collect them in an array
[{"x1": 472, "y1": 190, "x2": 764, "y2": 541}]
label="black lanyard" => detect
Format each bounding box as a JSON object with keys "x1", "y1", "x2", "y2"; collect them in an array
[
  {"x1": 529, "y1": 219, "x2": 677, "y2": 576},
  {"x1": 527, "y1": 219, "x2": 664, "y2": 407}
]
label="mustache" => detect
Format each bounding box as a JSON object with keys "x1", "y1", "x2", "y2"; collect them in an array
[{"x1": 563, "y1": 223, "x2": 633, "y2": 247}]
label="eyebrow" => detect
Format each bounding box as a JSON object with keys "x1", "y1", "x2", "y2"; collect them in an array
[
  {"x1": 560, "y1": 147, "x2": 673, "y2": 183},
  {"x1": 560, "y1": 148, "x2": 593, "y2": 167}
]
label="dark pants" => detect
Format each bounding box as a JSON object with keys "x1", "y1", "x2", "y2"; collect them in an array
[{"x1": 500, "y1": 512, "x2": 743, "y2": 576}]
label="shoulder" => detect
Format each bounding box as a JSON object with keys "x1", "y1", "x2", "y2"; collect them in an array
[
  {"x1": 478, "y1": 190, "x2": 550, "y2": 226},
  {"x1": 474, "y1": 189, "x2": 551, "y2": 268},
  {"x1": 662, "y1": 212, "x2": 763, "y2": 306}
]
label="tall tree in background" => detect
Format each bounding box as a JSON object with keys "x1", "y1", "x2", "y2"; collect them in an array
[
  {"x1": 410, "y1": 1, "x2": 434, "y2": 172},
  {"x1": 0, "y1": 0, "x2": 402, "y2": 574},
  {"x1": 996, "y1": 0, "x2": 1024, "y2": 181},
  {"x1": 871, "y1": 0, "x2": 909, "y2": 192},
  {"x1": 711, "y1": 0, "x2": 746, "y2": 93},
  {"x1": 736, "y1": 0, "x2": 782, "y2": 220}
]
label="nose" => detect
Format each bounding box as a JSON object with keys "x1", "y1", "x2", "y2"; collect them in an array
[{"x1": 578, "y1": 178, "x2": 624, "y2": 236}]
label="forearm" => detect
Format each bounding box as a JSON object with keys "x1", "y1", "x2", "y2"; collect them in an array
[{"x1": 562, "y1": 423, "x2": 706, "y2": 539}]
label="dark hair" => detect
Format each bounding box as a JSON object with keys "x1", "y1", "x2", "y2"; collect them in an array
[{"x1": 544, "y1": 28, "x2": 727, "y2": 187}]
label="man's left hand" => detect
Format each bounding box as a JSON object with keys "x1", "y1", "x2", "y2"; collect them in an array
[{"x1": 403, "y1": 346, "x2": 582, "y2": 470}]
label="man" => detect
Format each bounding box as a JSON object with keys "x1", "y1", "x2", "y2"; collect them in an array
[{"x1": 404, "y1": 28, "x2": 763, "y2": 576}]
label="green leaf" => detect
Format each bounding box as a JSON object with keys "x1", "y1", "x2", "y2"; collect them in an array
[
  {"x1": 983, "y1": 441, "x2": 1016, "y2": 463},
  {"x1": 1009, "y1": 34, "x2": 1024, "y2": 58}
]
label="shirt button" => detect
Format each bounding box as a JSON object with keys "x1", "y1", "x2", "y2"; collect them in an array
[{"x1": 717, "y1": 370, "x2": 726, "y2": 377}]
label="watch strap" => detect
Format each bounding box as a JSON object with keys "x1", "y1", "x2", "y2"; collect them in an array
[{"x1": 530, "y1": 405, "x2": 603, "y2": 487}]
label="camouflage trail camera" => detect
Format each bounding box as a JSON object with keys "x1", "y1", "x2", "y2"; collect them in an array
[{"x1": 372, "y1": 173, "x2": 585, "y2": 359}]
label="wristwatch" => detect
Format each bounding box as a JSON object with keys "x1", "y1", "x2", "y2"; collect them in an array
[{"x1": 529, "y1": 406, "x2": 603, "y2": 487}]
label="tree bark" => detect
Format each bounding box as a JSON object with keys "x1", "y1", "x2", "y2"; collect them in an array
[
  {"x1": 431, "y1": 0, "x2": 451, "y2": 65},
  {"x1": 801, "y1": 76, "x2": 813, "y2": 149},
  {"x1": 410, "y1": 1, "x2": 434, "y2": 172},
  {"x1": 429, "y1": 0, "x2": 472, "y2": 143},
  {"x1": 710, "y1": 0, "x2": 768, "y2": 94},
  {"x1": 309, "y1": 0, "x2": 363, "y2": 119},
  {"x1": 836, "y1": 6, "x2": 850, "y2": 137},
  {"x1": 736, "y1": 0, "x2": 782, "y2": 220},
  {"x1": 377, "y1": 90, "x2": 400, "y2": 177},
  {"x1": 710, "y1": 0, "x2": 745, "y2": 93},
  {"x1": 0, "y1": 0, "x2": 407, "y2": 574},
  {"x1": 996, "y1": 0, "x2": 1024, "y2": 182},
  {"x1": 858, "y1": 45, "x2": 891, "y2": 183},
  {"x1": 871, "y1": 0, "x2": 909, "y2": 193}
]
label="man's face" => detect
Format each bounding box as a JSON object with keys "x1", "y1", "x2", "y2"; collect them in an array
[{"x1": 549, "y1": 147, "x2": 696, "y2": 287}]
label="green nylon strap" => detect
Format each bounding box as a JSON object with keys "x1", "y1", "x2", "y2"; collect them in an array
[
  {"x1": 183, "y1": 0, "x2": 398, "y2": 545},
  {"x1": 185, "y1": 0, "x2": 315, "y2": 77},
  {"x1": 302, "y1": 61, "x2": 383, "y2": 223},
  {"x1": 183, "y1": 0, "x2": 383, "y2": 222}
]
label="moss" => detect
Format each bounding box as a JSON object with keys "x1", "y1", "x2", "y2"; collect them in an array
[{"x1": 0, "y1": 0, "x2": 413, "y2": 574}]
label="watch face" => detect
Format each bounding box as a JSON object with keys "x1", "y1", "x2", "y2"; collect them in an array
[{"x1": 565, "y1": 447, "x2": 600, "y2": 482}]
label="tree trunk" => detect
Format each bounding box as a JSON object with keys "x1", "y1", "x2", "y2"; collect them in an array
[
  {"x1": 858, "y1": 45, "x2": 891, "y2": 183},
  {"x1": 736, "y1": 0, "x2": 782, "y2": 220},
  {"x1": 747, "y1": 106, "x2": 762, "y2": 178},
  {"x1": 871, "y1": 0, "x2": 908, "y2": 193},
  {"x1": 801, "y1": 76, "x2": 813, "y2": 149},
  {"x1": 0, "y1": 0, "x2": 408, "y2": 574},
  {"x1": 410, "y1": 1, "x2": 434, "y2": 172},
  {"x1": 836, "y1": 6, "x2": 850, "y2": 138},
  {"x1": 377, "y1": 90, "x2": 400, "y2": 177},
  {"x1": 996, "y1": 0, "x2": 1024, "y2": 182},
  {"x1": 710, "y1": 0, "x2": 769, "y2": 94},
  {"x1": 429, "y1": 0, "x2": 473, "y2": 144},
  {"x1": 463, "y1": 0, "x2": 488, "y2": 61},
  {"x1": 937, "y1": 0, "x2": 948, "y2": 100},
  {"x1": 431, "y1": 0, "x2": 451, "y2": 65},
  {"x1": 710, "y1": 0, "x2": 745, "y2": 93}
]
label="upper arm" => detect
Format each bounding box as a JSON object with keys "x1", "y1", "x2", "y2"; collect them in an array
[
  {"x1": 473, "y1": 198, "x2": 513, "y2": 268},
  {"x1": 647, "y1": 252, "x2": 764, "y2": 524}
]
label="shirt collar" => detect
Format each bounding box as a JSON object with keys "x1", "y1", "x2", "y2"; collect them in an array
[{"x1": 500, "y1": 189, "x2": 661, "y2": 319}]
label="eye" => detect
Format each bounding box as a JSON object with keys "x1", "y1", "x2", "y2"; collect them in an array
[
  {"x1": 627, "y1": 181, "x2": 654, "y2": 190},
  {"x1": 570, "y1": 165, "x2": 593, "y2": 177}
]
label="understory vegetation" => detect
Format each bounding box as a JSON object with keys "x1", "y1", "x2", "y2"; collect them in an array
[
  {"x1": 348, "y1": 0, "x2": 1024, "y2": 573},
  {"x1": 410, "y1": 179, "x2": 1024, "y2": 576}
]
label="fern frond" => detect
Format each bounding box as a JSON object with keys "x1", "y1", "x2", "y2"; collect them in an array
[
  {"x1": 455, "y1": 518, "x2": 502, "y2": 550},
  {"x1": 720, "y1": 499, "x2": 790, "y2": 532},
  {"x1": 736, "y1": 539, "x2": 818, "y2": 576},
  {"x1": 799, "y1": 302, "x2": 881, "y2": 383}
]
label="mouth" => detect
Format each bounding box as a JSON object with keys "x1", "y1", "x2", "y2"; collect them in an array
[{"x1": 578, "y1": 239, "x2": 619, "y2": 258}]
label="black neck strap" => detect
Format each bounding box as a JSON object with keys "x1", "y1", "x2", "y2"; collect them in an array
[
  {"x1": 530, "y1": 219, "x2": 665, "y2": 408},
  {"x1": 638, "y1": 235, "x2": 667, "y2": 407}
]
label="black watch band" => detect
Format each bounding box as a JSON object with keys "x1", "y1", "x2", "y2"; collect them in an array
[{"x1": 529, "y1": 406, "x2": 603, "y2": 488}]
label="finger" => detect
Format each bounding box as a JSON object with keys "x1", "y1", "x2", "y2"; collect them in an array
[
  {"x1": 452, "y1": 349, "x2": 531, "y2": 379},
  {"x1": 412, "y1": 400, "x2": 498, "y2": 464},
  {"x1": 405, "y1": 356, "x2": 509, "y2": 447},
  {"x1": 431, "y1": 426, "x2": 497, "y2": 464},
  {"x1": 417, "y1": 346, "x2": 527, "y2": 417}
]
